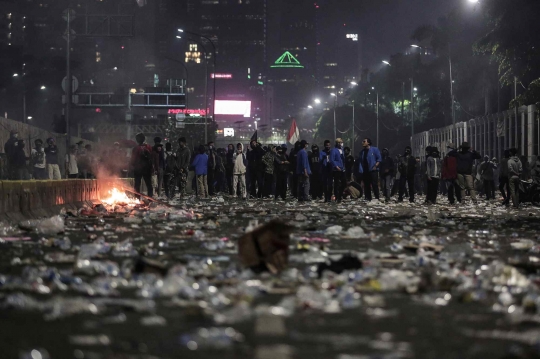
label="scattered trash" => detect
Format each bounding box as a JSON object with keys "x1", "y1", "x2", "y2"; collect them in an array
[{"x1": 19, "y1": 215, "x2": 65, "y2": 235}]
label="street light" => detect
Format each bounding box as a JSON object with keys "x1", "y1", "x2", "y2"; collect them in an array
[
  {"x1": 350, "y1": 81, "x2": 358, "y2": 86},
  {"x1": 314, "y1": 98, "x2": 321, "y2": 104},
  {"x1": 373, "y1": 87, "x2": 379, "y2": 147},
  {"x1": 13, "y1": 73, "x2": 19, "y2": 77},
  {"x1": 382, "y1": 60, "x2": 391, "y2": 66},
  {"x1": 411, "y1": 44, "x2": 420, "y2": 48},
  {"x1": 307, "y1": 105, "x2": 313, "y2": 109},
  {"x1": 40, "y1": 85, "x2": 46, "y2": 90},
  {"x1": 27, "y1": 116, "x2": 32, "y2": 120},
  {"x1": 330, "y1": 93, "x2": 337, "y2": 140}
]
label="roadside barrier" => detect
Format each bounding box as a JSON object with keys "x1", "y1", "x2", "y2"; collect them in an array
[{"x1": 0, "y1": 178, "x2": 143, "y2": 221}]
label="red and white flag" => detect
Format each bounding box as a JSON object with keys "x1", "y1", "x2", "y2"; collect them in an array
[{"x1": 287, "y1": 119, "x2": 300, "y2": 145}]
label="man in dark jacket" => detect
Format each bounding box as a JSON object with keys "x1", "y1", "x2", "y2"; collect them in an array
[
  {"x1": 176, "y1": 137, "x2": 191, "y2": 197},
  {"x1": 289, "y1": 141, "x2": 301, "y2": 198},
  {"x1": 131, "y1": 133, "x2": 155, "y2": 198},
  {"x1": 225, "y1": 144, "x2": 235, "y2": 195},
  {"x1": 296, "y1": 140, "x2": 312, "y2": 202},
  {"x1": 449, "y1": 141, "x2": 482, "y2": 203},
  {"x1": 441, "y1": 143, "x2": 461, "y2": 204},
  {"x1": 380, "y1": 148, "x2": 394, "y2": 202},
  {"x1": 398, "y1": 146, "x2": 416, "y2": 202},
  {"x1": 330, "y1": 138, "x2": 347, "y2": 203},
  {"x1": 152, "y1": 138, "x2": 165, "y2": 197},
  {"x1": 274, "y1": 146, "x2": 289, "y2": 200},
  {"x1": 12, "y1": 139, "x2": 29, "y2": 180},
  {"x1": 344, "y1": 147, "x2": 355, "y2": 182},
  {"x1": 499, "y1": 150, "x2": 510, "y2": 206},
  {"x1": 358, "y1": 138, "x2": 382, "y2": 201},
  {"x1": 479, "y1": 155, "x2": 496, "y2": 200},
  {"x1": 321, "y1": 140, "x2": 333, "y2": 202},
  {"x1": 309, "y1": 144, "x2": 323, "y2": 200},
  {"x1": 206, "y1": 141, "x2": 217, "y2": 196},
  {"x1": 508, "y1": 148, "x2": 523, "y2": 208},
  {"x1": 4, "y1": 130, "x2": 19, "y2": 179},
  {"x1": 247, "y1": 140, "x2": 264, "y2": 198}
]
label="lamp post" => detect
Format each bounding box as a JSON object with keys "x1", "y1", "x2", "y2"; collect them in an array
[
  {"x1": 330, "y1": 93, "x2": 337, "y2": 140},
  {"x1": 179, "y1": 29, "x2": 217, "y2": 144}
]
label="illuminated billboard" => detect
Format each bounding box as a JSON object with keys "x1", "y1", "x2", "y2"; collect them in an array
[
  {"x1": 214, "y1": 100, "x2": 251, "y2": 117},
  {"x1": 168, "y1": 109, "x2": 207, "y2": 116},
  {"x1": 211, "y1": 73, "x2": 233, "y2": 79}
]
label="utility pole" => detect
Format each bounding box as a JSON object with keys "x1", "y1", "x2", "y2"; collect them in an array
[
  {"x1": 333, "y1": 95, "x2": 337, "y2": 140},
  {"x1": 449, "y1": 55, "x2": 455, "y2": 142},
  {"x1": 410, "y1": 78, "x2": 414, "y2": 138},
  {"x1": 65, "y1": 8, "x2": 72, "y2": 148},
  {"x1": 351, "y1": 100, "x2": 355, "y2": 155},
  {"x1": 376, "y1": 92, "x2": 379, "y2": 147}
]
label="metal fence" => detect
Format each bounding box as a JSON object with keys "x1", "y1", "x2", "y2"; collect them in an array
[{"x1": 412, "y1": 105, "x2": 539, "y2": 162}]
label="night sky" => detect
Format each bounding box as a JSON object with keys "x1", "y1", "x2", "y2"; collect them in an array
[{"x1": 320, "y1": 0, "x2": 464, "y2": 69}]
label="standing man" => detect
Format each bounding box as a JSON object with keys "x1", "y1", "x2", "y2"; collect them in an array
[
  {"x1": 12, "y1": 139, "x2": 29, "y2": 180},
  {"x1": 4, "y1": 130, "x2": 19, "y2": 179},
  {"x1": 442, "y1": 143, "x2": 461, "y2": 204},
  {"x1": 296, "y1": 140, "x2": 311, "y2": 202},
  {"x1": 426, "y1": 148, "x2": 441, "y2": 204},
  {"x1": 309, "y1": 144, "x2": 323, "y2": 200},
  {"x1": 274, "y1": 146, "x2": 290, "y2": 201},
  {"x1": 380, "y1": 148, "x2": 394, "y2": 202},
  {"x1": 163, "y1": 142, "x2": 177, "y2": 199},
  {"x1": 176, "y1": 137, "x2": 191, "y2": 197},
  {"x1": 358, "y1": 138, "x2": 382, "y2": 201},
  {"x1": 397, "y1": 146, "x2": 416, "y2": 203},
  {"x1": 450, "y1": 142, "x2": 481, "y2": 204},
  {"x1": 321, "y1": 140, "x2": 333, "y2": 202},
  {"x1": 130, "y1": 133, "x2": 155, "y2": 199},
  {"x1": 233, "y1": 143, "x2": 248, "y2": 200},
  {"x1": 207, "y1": 141, "x2": 217, "y2": 196},
  {"x1": 65, "y1": 145, "x2": 79, "y2": 178},
  {"x1": 344, "y1": 147, "x2": 356, "y2": 182},
  {"x1": 225, "y1": 144, "x2": 235, "y2": 195},
  {"x1": 45, "y1": 138, "x2": 61, "y2": 180},
  {"x1": 153, "y1": 143, "x2": 165, "y2": 197},
  {"x1": 499, "y1": 150, "x2": 511, "y2": 206},
  {"x1": 192, "y1": 145, "x2": 209, "y2": 199},
  {"x1": 330, "y1": 138, "x2": 347, "y2": 203},
  {"x1": 31, "y1": 139, "x2": 47, "y2": 180},
  {"x1": 289, "y1": 141, "x2": 301, "y2": 199},
  {"x1": 508, "y1": 148, "x2": 523, "y2": 208},
  {"x1": 479, "y1": 155, "x2": 496, "y2": 201},
  {"x1": 247, "y1": 140, "x2": 264, "y2": 198}
]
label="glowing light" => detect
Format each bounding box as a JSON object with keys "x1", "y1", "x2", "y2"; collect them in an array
[
  {"x1": 13, "y1": 73, "x2": 19, "y2": 77},
  {"x1": 350, "y1": 82, "x2": 358, "y2": 86},
  {"x1": 271, "y1": 51, "x2": 304, "y2": 68},
  {"x1": 307, "y1": 105, "x2": 313, "y2": 109},
  {"x1": 102, "y1": 188, "x2": 140, "y2": 206},
  {"x1": 168, "y1": 108, "x2": 208, "y2": 116},
  {"x1": 224, "y1": 128, "x2": 235, "y2": 137},
  {"x1": 411, "y1": 44, "x2": 420, "y2": 48},
  {"x1": 346, "y1": 34, "x2": 358, "y2": 41},
  {"x1": 211, "y1": 73, "x2": 233, "y2": 79},
  {"x1": 214, "y1": 100, "x2": 251, "y2": 117},
  {"x1": 314, "y1": 99, "x2": 321, "y2": 104},
  {"x1": 382, "y1": 60, "x2": 391, "y2": 66},
  {"x1": 40, "y1": 86, "x2": 46, "y2": 90}
]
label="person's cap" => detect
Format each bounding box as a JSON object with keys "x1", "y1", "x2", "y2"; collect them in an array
[
  {"x1": 461, "y1": 141, "x2": 470, "y2": 148},
  {"x1": 336, "y1": 138, "x2": 343, "y2": 143},
  {"x1": 114, "y1": 141, "x2": 120, "y2": 145},
  {"x1": 300, "y1": 139, "x2": 309, "y2": 147},
  {"x1": 447, "y1": 143, "x2": 456, "y2": 149},
  {"x1": 76, "y1": 140, "x2": 84, "y2": 145}
]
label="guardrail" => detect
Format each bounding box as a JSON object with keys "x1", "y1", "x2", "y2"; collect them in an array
[{"x1": 0, "y1": 178, "x2": 137, "y2": 222}]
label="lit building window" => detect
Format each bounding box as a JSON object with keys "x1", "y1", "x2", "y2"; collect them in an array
[
  {"x1": 96, "y1": 52, "x2": 101, "y2": 62},
  {"x1": 324, "y1": 63, "x2": 338, "y2": 67}
]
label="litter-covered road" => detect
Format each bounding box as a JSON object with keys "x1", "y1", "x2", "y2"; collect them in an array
[{"x1": 2, "y1": 195, "x2": 540, "y2": 359}]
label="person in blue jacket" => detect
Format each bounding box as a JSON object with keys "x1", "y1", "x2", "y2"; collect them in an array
[
  {"x1": 358, "y1": 138, "x2": 382, "y2": 201},
  {"x1": 320, "y1": 140, "x2": 333, "y2": 202},
  {"x1": 330, "y1": 138, "x2": 347, "y2": 203},
  {"x1": 191, "y1": 145, "x2": 209, "y2": 198},
  {"x1": 296, "y1": 139, "x2": 312, "y2": 202}
]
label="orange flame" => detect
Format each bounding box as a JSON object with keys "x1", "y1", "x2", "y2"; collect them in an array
[{"x1": 102, "y1": 188, "x2": 140, "y2": 206}]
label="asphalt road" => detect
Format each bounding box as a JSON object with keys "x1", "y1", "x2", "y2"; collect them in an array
[{"x1": 1, "y1": 196, "x2": 540, "y2": 359}]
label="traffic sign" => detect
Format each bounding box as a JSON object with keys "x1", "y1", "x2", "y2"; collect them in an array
[
  {"x1": 62, "y1": 76, "x2": 79, "y2": 93},
  {"x1": 176, "y1": 113, "x2": 186, "y2": 121}
]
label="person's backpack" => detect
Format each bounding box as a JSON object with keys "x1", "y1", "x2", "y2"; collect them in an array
[{"x1": 165, "y1": 152, "x2": 177, "y2": 173}]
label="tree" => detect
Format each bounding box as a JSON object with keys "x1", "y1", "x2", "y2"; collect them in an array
[{"x1": 475, "y1": 0, "x2": 540, "y2": 105}]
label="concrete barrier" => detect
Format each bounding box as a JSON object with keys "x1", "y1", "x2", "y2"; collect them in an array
[{"x1": 0, "y1": 178, "x2": 145, "y2": 222}]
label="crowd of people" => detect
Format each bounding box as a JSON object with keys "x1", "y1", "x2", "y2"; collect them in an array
[
  {"x1": 5, "y1": 129, "x2": 539, "y2": 209},
  {"x1": 129, "y1": 132, "x2": 540, "y2": 209},
  {"x1": 2, "y1": 130, "x2": 125, "y2": 180}
]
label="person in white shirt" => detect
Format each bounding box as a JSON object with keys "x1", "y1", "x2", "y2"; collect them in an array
[
  {"x1": 31, "y1": 139, "x2": 47, "y2": 179},
  {"x1": 65, "y1": 145, "x2": 79, "y2": 178}
]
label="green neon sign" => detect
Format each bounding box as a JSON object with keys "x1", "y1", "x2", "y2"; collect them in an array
[{"x1": 271, "y1": 51, "x2": 304, "y2": 68}]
